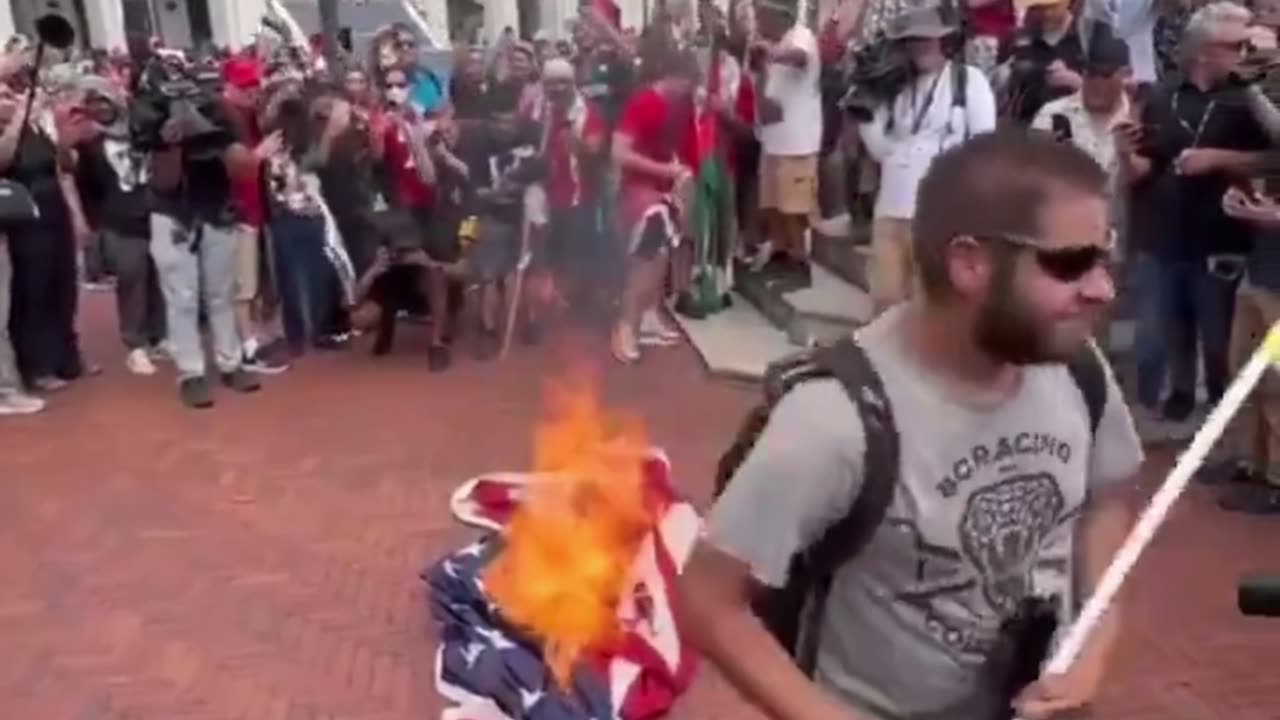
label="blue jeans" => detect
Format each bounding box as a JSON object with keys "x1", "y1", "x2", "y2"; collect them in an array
[
  {"x1": 270, "y1": 212, "x2": 336, "y2": 352},
  {"x1": 1131, "y1": 253, "x2": 1239, "y2": 408}
]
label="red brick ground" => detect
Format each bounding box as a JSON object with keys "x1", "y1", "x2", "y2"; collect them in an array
[{"x1": 1, "y1": 296, "x2": 1278, "y2": 720}]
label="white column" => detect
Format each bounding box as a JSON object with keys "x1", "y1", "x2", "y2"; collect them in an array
[
  {"x1": 0, "y1": 1, "x2": 15, "y2": 45},
  {"x1": 618, "y1": 0, "x2": 644, "y2": 30},
  {"x1": 541, "y1": 0, "x2": 576, "y2": 39},
  {"x1": 408, "y1": 0, "x2": 451, "y2": 49},
  {"x1": 482, "y1": 0, "x2": 519, "y2": 43},
  {"x1": 209, "y1": 0, "x2": 268, "y2": 50},
  {"x1": 84, "y1": 0, "x2": 128, "y2": 51}
]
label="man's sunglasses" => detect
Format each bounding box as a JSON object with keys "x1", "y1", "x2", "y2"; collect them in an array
[{"x1": 980, "y1": 230, "x2": 1116, "y2": 283}]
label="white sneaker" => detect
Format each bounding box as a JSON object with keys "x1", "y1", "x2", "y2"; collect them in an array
[
  {"x1": 640, "y1": 310, "x2": 681, "y2": 347},
  {"x1": 126, "y1": 348, "x2": 158, "y2": 376},
  {"x1": 0, "y1": 389, "x2": 46, "y2": 415},
  {"x1": 148, "y1": 342, "x2": 173, "y2": 363}
]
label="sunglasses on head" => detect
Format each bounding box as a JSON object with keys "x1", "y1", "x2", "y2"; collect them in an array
[{"x1": 981, "y1": 230, "x2": 1117, "y2": 283}]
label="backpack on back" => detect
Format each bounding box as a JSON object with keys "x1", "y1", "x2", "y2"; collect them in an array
[{"x1": 712, "y1": 336, "x2": 1108, "y2": 677}]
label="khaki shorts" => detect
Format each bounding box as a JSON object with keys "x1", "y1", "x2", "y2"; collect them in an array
[
  {"x1": 759, "y1": 154, "x2": 818, "y2": 217},
  {"x1": 869, "y1": 217, "x2": 916, "y2": 311},
  {"x1": 232, "y1": 224, "x2": 259, "y2": 303}
]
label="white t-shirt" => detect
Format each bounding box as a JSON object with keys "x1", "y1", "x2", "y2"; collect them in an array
[{"x1": 758, "y1": 25, "x2": 823, "y2": 157}]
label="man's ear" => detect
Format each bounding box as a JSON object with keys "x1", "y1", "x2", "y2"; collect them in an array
[{"x1": 946, "y1": 235, "x2": 993, "y2": 298}]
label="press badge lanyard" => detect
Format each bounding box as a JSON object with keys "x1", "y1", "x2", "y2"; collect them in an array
[{"x1": 1171, "y1": 90, "x2": 1216, "y2": 147}]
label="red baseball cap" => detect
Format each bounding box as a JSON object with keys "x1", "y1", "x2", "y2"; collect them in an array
[{"x1": 223, "y1": 56, "x2": 263, "y2": 90}]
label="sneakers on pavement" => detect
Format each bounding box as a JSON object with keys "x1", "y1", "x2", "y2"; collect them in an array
[
  {"x1": 243, "y1": 341, "x2": 290, "y2": 375},
  {"x1": 126, "y1": 348, "x2": 158, "y2": 376},
  {"x1": 221, "y1": 368, "x2": 262, "y2": 393},
  {"x1": 0, "y1": 389, "x2": 46, "y2": 415}
]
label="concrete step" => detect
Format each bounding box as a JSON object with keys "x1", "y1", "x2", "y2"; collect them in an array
[
  {"x1": 734, "y1": 260, "x2": 873, "y2": 348},
  {"x1": 673, "y1": 295, "x2": 803, "y2": 382}
]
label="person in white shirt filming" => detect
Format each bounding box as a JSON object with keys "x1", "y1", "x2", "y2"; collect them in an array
[
  {"x1": 859, "y1": 4, "x2": 998, "y2": 314},
  {"x1": 752, "y1": 0, "x2": 824, "y2": 289}
]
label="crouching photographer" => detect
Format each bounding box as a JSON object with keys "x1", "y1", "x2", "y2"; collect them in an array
[
  {"x1": 348, "y1": 211, "x2": 436, "y2": 358},
  {"x1": 133, "y1": 52, "x2": 264, "y2": 409},
  {"x1": 855, "y1": 4, "x2": 997, "y2": 314}
]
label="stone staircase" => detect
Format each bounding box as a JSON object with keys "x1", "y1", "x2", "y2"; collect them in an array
[{"x1": 674, "y1": 230, "x2": 877, "y2": 382}]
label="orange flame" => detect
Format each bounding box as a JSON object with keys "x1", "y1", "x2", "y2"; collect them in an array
[{"x1": 484, "y1": 378, "x2": 658, "y2": 688}]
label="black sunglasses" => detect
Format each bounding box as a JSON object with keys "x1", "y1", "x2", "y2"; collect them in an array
[{"x1": 981, "y1": 230, "x2": 1116, "y2": 283}]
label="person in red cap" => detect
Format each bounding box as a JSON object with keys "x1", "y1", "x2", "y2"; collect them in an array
[
  {"x1": 220, "y1": 55, "x2": 290, "y2": 375},
  {"x1": 142, "y1": 53, "x2": 277, "y2": 408}
]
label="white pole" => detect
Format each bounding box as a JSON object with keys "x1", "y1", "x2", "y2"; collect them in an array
[{"x1": 1032, "y1": 322, "x2": 1280, "y2": 685}]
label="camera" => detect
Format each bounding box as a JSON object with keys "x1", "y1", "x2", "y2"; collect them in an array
[
  {"x1": 129, "y1": 55, "x2": 232, "y2": 157},
  {"x1": 1239, "y1": 574, "x2": 1280, "y2": 617},
  {"x1": 838, "y1": 37, "x2": 912, "y2": 122}
]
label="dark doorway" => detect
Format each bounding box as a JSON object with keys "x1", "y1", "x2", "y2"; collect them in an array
[{"x1": 188, "y1": 0, "x2": 213, "y2": 47}]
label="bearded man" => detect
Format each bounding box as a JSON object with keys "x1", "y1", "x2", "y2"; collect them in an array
[{"x1": 679, "y1": 129, "x2": 1144, "y2": 720}]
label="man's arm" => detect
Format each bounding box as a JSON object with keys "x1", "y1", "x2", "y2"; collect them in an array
[
  {"x1": 679, "y1": 547, "x2": 868, "y2": 720},
  {"x1": 678, "y1": 382, "x2": 871, "y2": 720}
]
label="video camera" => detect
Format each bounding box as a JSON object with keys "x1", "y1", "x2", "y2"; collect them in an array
[
  {"x1": 837, "y1": 37, "x2": 913, "y2": 122},
  {"x1": 129, "y1": 54, "x2": 233, "y2": 157},
  {"x1": 1239, "y1": 575, "x2": 1280, "y2": 617}
]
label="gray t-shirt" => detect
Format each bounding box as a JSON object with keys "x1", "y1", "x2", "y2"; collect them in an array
[{"x1": 706, "y1": 307, "x2": 1145, "y2": 719}]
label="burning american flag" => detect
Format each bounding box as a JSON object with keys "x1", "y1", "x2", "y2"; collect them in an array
[{"x1": 425, "y1": 383, "x2": 700, "y2": 720}]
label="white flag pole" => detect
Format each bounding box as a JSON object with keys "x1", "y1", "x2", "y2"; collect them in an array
[{"x1": 1020, "y1": 321, "x2": 1280, "y2": 709}]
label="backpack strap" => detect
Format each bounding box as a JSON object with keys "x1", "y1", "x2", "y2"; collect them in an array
[
  {"x1": 1065, "y1": 342, "x2": 1107, "y2": 435},
  {"x1": 791, "y1": 336, "x2": 900, "y2": 674}
]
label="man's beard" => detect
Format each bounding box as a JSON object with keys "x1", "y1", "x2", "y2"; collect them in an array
[{"x1": 973, "y1": 257, "x2": 1080, "y2": 365}]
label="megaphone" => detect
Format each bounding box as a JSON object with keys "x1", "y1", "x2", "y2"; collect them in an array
[{"x1": 34, "y1": 14, "x2": 75, "y2": 50}]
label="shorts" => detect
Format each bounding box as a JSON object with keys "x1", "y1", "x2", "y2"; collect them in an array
[
  {"x1": 232, "y1": 223, "x2": 260, "y2": 302},
  {"x1": 759, "y1": 154, "x2": 818, "y2": 217},
  {"x1": 468, "y1": 216, "x2": 521, "y2": 283}
]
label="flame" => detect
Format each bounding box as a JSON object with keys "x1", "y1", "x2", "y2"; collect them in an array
[{"x1": 484, "y1": 378, "x2": 657, "y2": 688}]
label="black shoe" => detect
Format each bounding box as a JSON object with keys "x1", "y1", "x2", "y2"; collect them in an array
[
  {"x1": 428, "y1": 344, "x2": 452, "y2": 372},
  {"x1": 221, "y1": 368, "x2": 262, "y2": 393},
  {"x1": 1197, "y1": 460, "x2": 1258, "y2": 486},
  {"x1": 1219, "y1": 482, "x2": 1280, "y2": 515},
  {"x1": 243, "y1": 344, "x2": 290, "y2": 375},
  {"x1": 180, "y1": 377, "x2": 214, "y2": 409},
  {"x1": 1162, "y1": 392, "x2": 1196, "y2": 423},
  {"x1": 314, "y1": 333, "x2": 350, "y2": 351}
]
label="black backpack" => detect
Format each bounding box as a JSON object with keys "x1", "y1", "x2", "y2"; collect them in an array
[{"x1": 713, "y1": 336, "x2": 1108, "y2": 676}]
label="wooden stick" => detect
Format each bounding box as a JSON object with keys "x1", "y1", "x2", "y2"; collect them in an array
[{"x1": 501, "y1": 220, "x2": 533, "y2": 359}]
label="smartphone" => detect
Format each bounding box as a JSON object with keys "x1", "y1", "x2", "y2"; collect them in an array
[{"x1": 1051, "y1": 114, "x2": 1072, "y2": 142}]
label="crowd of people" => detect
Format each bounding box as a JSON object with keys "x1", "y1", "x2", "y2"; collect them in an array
[
  {"x1": 0, "y1": 0, "x2": 1277, "y2": 717},
  {"x1": 0, "y1": 0, "x2": 1279, "y2": 516}
]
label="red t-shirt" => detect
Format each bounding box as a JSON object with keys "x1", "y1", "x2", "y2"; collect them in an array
[
  {"x1": 382, "y1": 121, "x2": 435, "y2": 210},
  {"x1": 615, "y1": 87, "x2": 696, "y2": 196},
  {"x1": 226, "y1": 104, "x2": 265, "y2": 228},
  {"x1": 968, "y1": 0, "x2": 1016, "y2": 39},
  {"x1": 544, "y1": 101, "x2": 606, "y2": 210}
]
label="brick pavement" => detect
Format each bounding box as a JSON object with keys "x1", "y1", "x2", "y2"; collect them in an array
[{"x1": 0, "y1": 296, "x2": 1278, "y2": 720}]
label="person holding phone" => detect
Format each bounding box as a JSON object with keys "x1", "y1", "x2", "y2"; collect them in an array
[
  {"x1": 1032, "y1": 25, "x2": 1135, "y2": 354},
  {"x1": 1199, "y1": 184, "x2": 1280, "y2": 514},
  {"x1": 1123, "y1": 2, "x2": 1272, "y2": 426}
]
